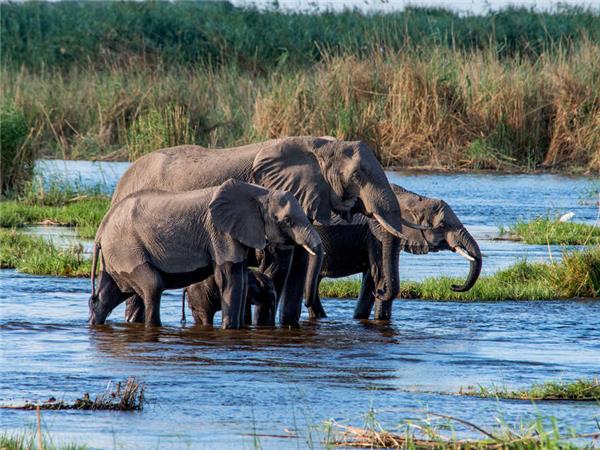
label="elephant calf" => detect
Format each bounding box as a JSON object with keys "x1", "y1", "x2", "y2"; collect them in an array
[
  {"x1": 88, "y1": 179, "x2": 322, "y2": 329},
  {"x1": 184, "y1": 270, "x2": 277, "y2": 326}
]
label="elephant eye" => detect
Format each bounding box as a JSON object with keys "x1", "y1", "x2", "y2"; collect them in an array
[
  {"x1": 351, "y1": 170, "x2": 363, "y2": 183},
  {"x1": 282, "y1": 216, "x2": 292, "y2": 226}
]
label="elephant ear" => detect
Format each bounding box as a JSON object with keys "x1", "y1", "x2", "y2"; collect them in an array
[
  {"x1": 251, "y1": 139, "x2": 333, "y2": 224},
  {"x1": 209, "y1": 179, "x2": 267, "y2": 250}
]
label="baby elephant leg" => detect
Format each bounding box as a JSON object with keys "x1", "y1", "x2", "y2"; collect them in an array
[
  {"x1": 128, "y1": 263, "x2": 165, "y2": 327},
  {"x1": 248, "y1": 271, "x2": 277, "y2": 327},
  {"x1": 185, "y1": 278, "x2": 221, "y2": 326},
  {"x1": 124, "y1": 294, "x2": 145, "y2": 323}
]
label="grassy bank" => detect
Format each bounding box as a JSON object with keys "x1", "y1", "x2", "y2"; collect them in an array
[
  {"x1": 321, "y1": 247, "x2": 600, "y2": 300},
  {"x1": 0, "y1": 198, "x2": 109, "y2": 239},
  {"x1": 461, "y1": 378, "x2": 600, "y2": 401},
  {"x1": 0, "y1": 229, "x2": 90, "y2": 277},
  {"x1": 502, "y1": 217, "x2": 600, "y2": 245}
]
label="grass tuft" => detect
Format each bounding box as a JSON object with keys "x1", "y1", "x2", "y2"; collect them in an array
[
  {"x1": 502, "y1": 217, "x2": 600, "y2": 245},
  {"x1": 461, "y1": 378, "x2": 600, "y2": 401},
  {"x1": 0, "y1": 229, "x2": 91, "y2": 277}
]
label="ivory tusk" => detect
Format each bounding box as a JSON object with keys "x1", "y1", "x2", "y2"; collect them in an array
[
  {"x1": 455, "y1": 246, "x2": 475, "y2": 262},
  {"x1": 302, "y1": 244, "x2": 317, "y2": 256},
  {"x1": 373, "y1": 213, "x2": 409, "y2": 241}
]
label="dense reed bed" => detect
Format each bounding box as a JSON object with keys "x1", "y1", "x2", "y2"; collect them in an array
[{"x1": 1, "y1": 4, "x2": 599, "y2": 190}]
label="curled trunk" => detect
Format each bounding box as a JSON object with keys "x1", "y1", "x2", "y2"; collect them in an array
[{"x1": 449, "y1": 228, "x2": 482, "y2": 292}]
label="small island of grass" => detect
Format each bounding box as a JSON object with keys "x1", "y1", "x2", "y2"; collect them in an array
[
  {"x1": 460, "y1": 378, "x2": 600, "y2": 401},
  {"x1": 501, "y1": 217, "x2": 600, "y2": 245}
]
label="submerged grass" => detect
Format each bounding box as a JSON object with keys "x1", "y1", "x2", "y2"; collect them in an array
[
  {"x1": 502, "y1": 217, "x2": 600, "y2": 245},
  {"x1": 0, "y1": 229, "x2": 90, "y2": 277},
  {"x1": 320, "y1": 247, "x2": 600, "y2": 300},
  {"x1": 326, "y1": 409, "x2": 600, "y2": 449},
  {"x1": 461, "y1": 378, "x2": 600, "y2": 401}
]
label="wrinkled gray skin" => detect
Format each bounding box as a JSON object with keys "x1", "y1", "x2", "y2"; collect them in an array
[
  {"x1": 306, "y1": 184, "x2": 482, "y2": 320},
  {"x1": 113, "y1": 136, "x2": 427, "y2": 326},
  {"x1": 184, "y1": 270, "x2": 277, "y2": 327},
  {"x1": 89, "y1": 179, "x2": 322, "y2": 329}
]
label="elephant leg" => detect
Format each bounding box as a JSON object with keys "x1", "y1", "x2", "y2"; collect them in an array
[
  {"x1": 244, "y1": 299, "x2": 253, "y2": 326},
  {"x1": 129, "y1": 263, "x2": 164, "y2": 327},
  {"x1": 306, "y1": 277, "x2": 326, "y2": 320},
  {"x1": 279, "y1": 247, "x2": 308, "y2": 327},
  {"x1": 124, "y1": 294, "x2": 145, "y2": 323},
  {"x1": 214, "y1": 261, "x2": 248, "y2": 330},
  {"x1": 353, "y1": 272, "x2": 375, "y2": 320},
  {"x1": 373, "y1": 299, "x2": 394, "y2": 321},
  {"x1": 259, "y1": 246, "x2": 294, "y2": 307}
]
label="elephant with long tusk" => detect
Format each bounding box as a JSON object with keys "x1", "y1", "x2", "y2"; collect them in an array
[
  {"x1": 113, "y1": 136, "x2": 428, "y2": 327},
  {"x1": 304, "y1": 184, "x2": 482, "y2": 320}
]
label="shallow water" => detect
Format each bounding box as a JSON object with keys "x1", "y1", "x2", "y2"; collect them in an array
[{"x1": 1, "y1": 161, "x2": 597, "y2": 448}]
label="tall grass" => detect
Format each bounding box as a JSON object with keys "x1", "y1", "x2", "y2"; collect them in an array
[{"x1": 2, "y1": 41, "x2": 598, "y2": 171}]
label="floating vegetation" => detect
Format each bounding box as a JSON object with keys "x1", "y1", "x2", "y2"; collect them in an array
[
  {"x1": 0, "y1": 378, "x2": 145, "y2": 412},
  {"x1": 326, "y1": 409, "x2": 600, "y2": 449},
  {"x1": 501, "y1": 218, "x2": 600, "y2": 245},
  {"x1": 460, "y1": 378, "x2": 600, "y2": 402}
]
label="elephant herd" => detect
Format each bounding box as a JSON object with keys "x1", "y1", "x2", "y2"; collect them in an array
[{"x1": 88, "y1": 136, "x2": 481, "y2": 329}]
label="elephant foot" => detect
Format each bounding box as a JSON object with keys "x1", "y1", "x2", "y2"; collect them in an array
[{"x1": 307, "y1": 305, "x2": 327, "y2": 320}]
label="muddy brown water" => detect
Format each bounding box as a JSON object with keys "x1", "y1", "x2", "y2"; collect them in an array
[{"x1": 0, "y1": 161, "x2": 598, "y2": 448}]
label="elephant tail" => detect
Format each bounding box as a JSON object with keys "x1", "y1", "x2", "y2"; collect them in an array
[
  {"x1": 90, "y1": 242, "x2": 101, "y2": 299},
  {"x1": 181, "y1": 288, "x2": 187, "y2": 324}
]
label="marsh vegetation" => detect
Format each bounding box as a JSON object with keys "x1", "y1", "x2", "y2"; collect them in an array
[
  {"x1": 460, "y1": 378, "x2": 600, "y2": 401},
  {"x1": 1, "y1": 3, "x2": 599, "y2": 197}
]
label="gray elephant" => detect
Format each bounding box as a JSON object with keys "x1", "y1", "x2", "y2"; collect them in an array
[
  {"x1": 183, "y1": 270, "x2": 277, "y2": 326},
  {"x1": 112, "y1": 136, "x2": 428, "y2": 326},
  {"x1": 306, "y1": 184, "x2": 482, "y2": 320},
  {"x1": 88, "y1": 179, "x2": 322, "y2": 329}
]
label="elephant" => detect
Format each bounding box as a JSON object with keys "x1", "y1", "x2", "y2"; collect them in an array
[
  {"x1": 183, "y1": 270, "x2": 277, "y2": 326},
  {"x1": 88, "y1": 179, "x2": 322, "y2": 329},
  {"x1": 112, "y1": 136, "x2": 429, "y2": 326},
  {"x1": 305, "y1": 184, "x2": 482, "y2": 320}
]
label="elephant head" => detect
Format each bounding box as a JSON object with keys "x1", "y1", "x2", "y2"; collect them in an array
[
  {"x1": 251, "y1": 137, "x2": 426, "y2": 236},
  {"x1": 209, "y1": 179, "x2": 323, "y2": 259},
  {"x1": 392, "y1": 184, "x2": 482, "y2": 292}
]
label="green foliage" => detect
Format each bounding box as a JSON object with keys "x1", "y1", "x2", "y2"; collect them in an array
[
  {"x1": 463, "y1": 378, "x2": 600, "y2": 401},
  {"x1": 505, "y1": 218, "x2": 600, "y2": 245},
  {"x1": 0, "y1": 105, "x2": 32, "y2": 195},
  {"x1": 0, "y1": 229, "x2": 91, "y2": 277},
  {"x1": 2, "y1": 3, "x2": 599, "y2": 71}
]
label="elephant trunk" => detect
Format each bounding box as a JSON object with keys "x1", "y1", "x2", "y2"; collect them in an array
[
  {"x1": 376, "y1": 231, "x2": 401, "y2": 302},
  {"x1": 448, "y1": 228, "x2": 482, "y2": 292},
  {"x1": 296, "y1": 225, "x2": 324, "y2": 309}
]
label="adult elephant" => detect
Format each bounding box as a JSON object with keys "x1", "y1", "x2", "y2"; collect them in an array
[
  {"x1": 113, "y1": 136, "x2": 427, "y2": 326},
  {"x1": 306, "y1": 184, "x2": 482, "y2": 320}
]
